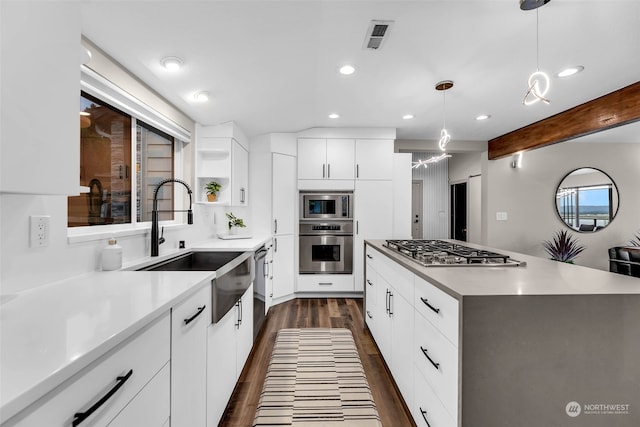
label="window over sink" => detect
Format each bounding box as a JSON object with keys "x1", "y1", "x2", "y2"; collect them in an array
[{"x1": 68, "y1": 92, "x2": 176, "y2": 227}]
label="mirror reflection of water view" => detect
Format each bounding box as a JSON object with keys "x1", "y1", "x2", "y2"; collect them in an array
[{"x1": 555, "y1": 167, "x2": 619, "y2": 232}]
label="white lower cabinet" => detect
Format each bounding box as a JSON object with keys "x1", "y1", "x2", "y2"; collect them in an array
[
  {"x1": 171, "y1": 286, "x2": 210, "y2": 427},
  {"x1": 365, "y1": 249, "x2": 414, "y2": 409},
  {"x1": 7, "y1": 313, "x2": 170, "y2": 427},
  {"x1": 365, "y1": 244, "x2": 460, "y2": 426},
  {"x1": 272, "y1": 236, "x2": 295, "y2": 300},
  {"x1": 206, "y1": 284, "x2": 254, "y2": 426},
  {"x1": 414, "y1": 311, "x2": 458, "y2": 419},
  {"x1": 414, "y1": 370, "x2": 456, "y2": 427},
  {"x1": 108, "y1": 364, "x2": 170, "y2": 427},
  {"x1": 297, "y1": 274, "x2": 354, "y2": 292}
]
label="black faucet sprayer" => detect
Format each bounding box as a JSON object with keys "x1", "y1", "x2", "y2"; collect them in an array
[{"x1": 151, "y1": 178, "x2": 193, "y2": 256}]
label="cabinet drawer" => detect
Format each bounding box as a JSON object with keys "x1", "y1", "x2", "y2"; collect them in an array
[
  {"x1": 414, "y1": 313, "x2": 458, "y2": 419},
  {"x1": 415, "y1": 276, "x2": 459, "y2": 347},
  {"x1": 11, "y1": 313, "x2": 170, "y2": 427},
  {"x1": 297, "y1": 274, "x2": 354, "y2": 292},
  {"x1": 365, "y1": 247, "x2": 413, "y2": 303},
  {"x1": 413, "y1": 370, "x2": 456, "y2": 427},
  {"x1": 108, "y1": 363, "x2": 170, "y2": 427}
]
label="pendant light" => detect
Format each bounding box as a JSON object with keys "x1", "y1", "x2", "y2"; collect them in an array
[
  {"x1": 522, "y1": 5, "x2": 551, "y2": 105},
  {"x1": 411, "y1": 153, "x2": 452, "y2": 169},
  {"x1": 435, "y1": 80, "x2": 453, "y2": 151}
]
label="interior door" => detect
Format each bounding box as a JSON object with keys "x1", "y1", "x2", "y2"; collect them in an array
[
  {"x1": 450, "y1": 182, "x2": 467, "y2": 241},
  {"x1": 411, "y1": 180, "x2": 423, "y2": 239}
]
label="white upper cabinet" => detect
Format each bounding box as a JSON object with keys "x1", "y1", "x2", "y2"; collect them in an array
[
  {"x1": 1, "y1": 1, "x2": 81, "y2": 195},
  {"x1": 297, "y1": 138, "x2": 354, "y2": 180},
  {"x1": 196, "y1": 123, "x2": 249, "y2": 206},
  {"x1": 355, "y1": 139, "x2": 394, "y2": 180},
  {"x1": 231, "y1": 141, "x2": 248, "y2": 206}
]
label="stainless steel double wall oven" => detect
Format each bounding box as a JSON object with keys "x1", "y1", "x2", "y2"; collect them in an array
[{"x1": 299, "y1": 192, "x2": 353, "y2": 274}]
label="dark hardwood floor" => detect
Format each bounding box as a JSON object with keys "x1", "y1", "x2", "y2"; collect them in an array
[{"x1": 219, "y1": 298, "x2": 415, "y2": 427}]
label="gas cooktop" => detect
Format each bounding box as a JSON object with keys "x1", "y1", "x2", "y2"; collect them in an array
[{"x1": 384, "y1": 240, "x2": 525, "y2": 267}]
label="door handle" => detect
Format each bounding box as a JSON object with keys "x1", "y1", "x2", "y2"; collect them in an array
[
  {"x1": 356, "y1": 164, "x2": 359, "y2": 178},
  {"x1": 327, "y1": 163, "x2": 330, "y2": 178},
  {"x1": 322, "y1": 164, "x2": 326, "y2": 178},
  {"x1": 240, "y1": 188, "x2": 246, "y2": 203},
  {"x1": 274, "y1": 219, "x2": 278, "y2": 234},
  {"x1": 274, "y1": 237, "x2": 278, "y2": 252},
  {"x1": 72, "y1": 370, "x2": 133, "y2": 426},
  {"x1": 184, "y1": 305, "x2": 206, "y2": 325}
]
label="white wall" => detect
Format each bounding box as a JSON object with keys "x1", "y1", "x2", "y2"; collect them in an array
[
  {"x1": 484, "y1": 141, "x2": 640, "y2": 271},
  {"x1": 449, "y1": 152, "x2": 482, "y2": 183},
  {"x1": 0, "y1": 193, "x2": 246, "y2": 295}
]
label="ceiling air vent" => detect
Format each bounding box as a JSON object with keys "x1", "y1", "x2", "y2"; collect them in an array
[{"x1": 363, "y1": 20, "x2": 394, "y2": 50}]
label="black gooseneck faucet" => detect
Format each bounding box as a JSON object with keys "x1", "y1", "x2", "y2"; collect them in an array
[{"x1": 151, "y1": 178, "x2": 193, "y2": 256}]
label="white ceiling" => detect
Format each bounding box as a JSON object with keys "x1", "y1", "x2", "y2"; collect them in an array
[{"x1": 80, "y1": 0, "x2": 640, "y2": 145}]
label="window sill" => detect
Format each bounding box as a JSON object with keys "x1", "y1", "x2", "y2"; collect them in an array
[{"x1": 67, "y1": 222, "x2": 187, "y2": 244}]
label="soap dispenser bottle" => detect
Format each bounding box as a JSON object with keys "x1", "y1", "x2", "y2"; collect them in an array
[{"x1": 102, "y1": 238, "x2": 123, "y2": 271}]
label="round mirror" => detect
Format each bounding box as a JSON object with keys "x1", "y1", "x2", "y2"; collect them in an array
[{"x1": 555, "y1": 167, "x2": 619, "y2": 232}]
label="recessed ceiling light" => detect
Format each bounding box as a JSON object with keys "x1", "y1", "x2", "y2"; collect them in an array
[
  {"x1": 328, "y1": 113, "x2": 340, "y2": 119},
  {"x1": 161, "y1": 56, "x2": 183, "y2": 71},
  {"x1": 193, "y1": 91, "x2": 209, "y2": 102},
  {"x1": 339, "y1": 65, "x2": 356, "y2": 75},
  {"x1": 556, "y1": 65, "x2": 584, "y2": 78},
  {"x1": 402, "y1": 114, "x2": 415, "y2": 120},
  {"x1": 475, "y1": 114, "x2": 491, "y2": 121}
]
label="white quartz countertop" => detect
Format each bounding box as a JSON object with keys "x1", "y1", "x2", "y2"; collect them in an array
[
  {"x1": 0, "y1": 235, "x2": 270, "y2": 423},
  {"x1": 366, "y1": 240, "x2": 640, "y2": 299}
]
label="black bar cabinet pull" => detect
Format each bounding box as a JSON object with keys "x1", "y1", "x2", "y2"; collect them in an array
[
  {"x1": 366, "y1": 254, "x2": 373, "y2": 259},
  {"x1": 419, "y1": 407, "x2": 431, "y2": 427},
  {"x1": 72, "y1": 369, "x2": 133, "y2": 426},
  {"x1": 322, "y1": 164, "x2": 326, "y2": 178},
  {"x1": 385, "y1": 290, "x2": 390, "y2": 314},
  {"x1": 238, "y1": 299, "x2": 243, "y2": 325},
  {"x1": 420, "y1": 297, "x2": 440, "y2": 314},
  {"x1": 366, "y1": 279, "x2": 373, "y2": 287},
  {"x1": 388, "y1": 292, "x2": 393, "y2": 316},
  {"x1": 184, "y1": 305, "x2": 206, "y2": 325},
  {"x1": 420, "y1": 346, "x2": 440, "y2": 370},
  {"x1": 366, "y1": 310, "x2": 373, "y2": 319}
]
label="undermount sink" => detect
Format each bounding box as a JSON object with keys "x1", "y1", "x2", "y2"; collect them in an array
[
  {"x1": 136, "y1": 251, "x2": 244, "y2": 272},
  {"x1": 137, "y1": 250, "x2": 253, "y2": 323}
]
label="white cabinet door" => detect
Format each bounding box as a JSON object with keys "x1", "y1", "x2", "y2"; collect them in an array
[
  {"x1": 1, "y1": 1, "x2": 80, "y2": 195},
  {"x1": 354, "y1": 181, "x2": 393, "y2": 291},
  {"x1": 272, "y1": 154, "x2": 296, "y2": 235},
  {"x1": 265, "y1": 242, "x2": 274, "y2": 313},
  {"x1": 297, "y1": 138, "x2": 326, "y2": 179},
  {"x1": 355, "y1": 139, "x2": 394, "y2": 180},
  {"x1": 231, "y1": 140, "x2": 249, "y2": 206},
  {"x1": 375, "y1": 280, "x2": 393, "y2": 362},
  {"x1": 171, "y1": 286, "x2": 210, "y2": 427},
  {"x1": 108, "y1": 364, "x2": 170, "y2": 427},
  {"x1": 206, "y1": 306, "x2": 237, "y2": 427},
  {"x1": 272, "y1": 235, "x2": 295, "y2": 300},
  {"x1": 236, "y1": 284, "x2": 254, "y2": 376},
  {"x1": 390, "y1": 291, "x2": 415, "y2": 410},
  {"x1": 326, "y1": 139, "x2": 355, "y2": 180}
]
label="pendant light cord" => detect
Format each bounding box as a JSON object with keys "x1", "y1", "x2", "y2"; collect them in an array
[{"x1": 536, "y1": 8, "x2": 540, "y2": 71}]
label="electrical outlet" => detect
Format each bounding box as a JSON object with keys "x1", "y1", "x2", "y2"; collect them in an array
[
  {"x1": 30, "y1": 215, "x2": 50, "y2": 247},
  {"x1": 496, "y1": 212, "x2": 508, "y2": 221}
]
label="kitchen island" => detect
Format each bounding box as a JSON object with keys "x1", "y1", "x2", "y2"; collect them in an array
[{"x1": 364, "y1": 239, "x2": 640, "y2": 427}]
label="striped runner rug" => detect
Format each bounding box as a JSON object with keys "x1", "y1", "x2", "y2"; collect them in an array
[{"x1": 253, "y1": 328, "x2": 383, "y2": 426}]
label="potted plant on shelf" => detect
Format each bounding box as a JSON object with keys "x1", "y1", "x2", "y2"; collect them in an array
[
  {"x1": 205, "y1": 181, "x2": 221, "y2": 202},
  {"x1": 226, "y1": 212, "x2": 246, "y2": 235},
  {"x1": 542, "y1": 230, "x2": 585, "y2": 263}
]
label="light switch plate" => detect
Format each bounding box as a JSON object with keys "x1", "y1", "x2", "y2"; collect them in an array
[
  {"x1": 496, "y1": 212, "x2": 508, "y2": 221},
  {"x1": 30, "y1": 215, "x2": 50, "y2": 247}
]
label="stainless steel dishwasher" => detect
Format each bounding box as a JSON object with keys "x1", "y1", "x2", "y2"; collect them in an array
[{"x1": 253, "y1": 245, "x2": 267, "y2": 340}]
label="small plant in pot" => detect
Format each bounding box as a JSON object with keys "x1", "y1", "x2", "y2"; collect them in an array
[
  {"x1": 542, "y1": 230, "x2": 585, "y2": 263},
  {"x1": 205, "y1": 181, "x2": 221, "y2": 202},
  {"x1": 226, "y1": 212, "x2": 246, "y2": 234}
]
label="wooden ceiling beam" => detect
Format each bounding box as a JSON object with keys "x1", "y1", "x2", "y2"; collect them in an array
[{"x1": 488, "y1": 81, "x2": 640, "y2": 160}]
